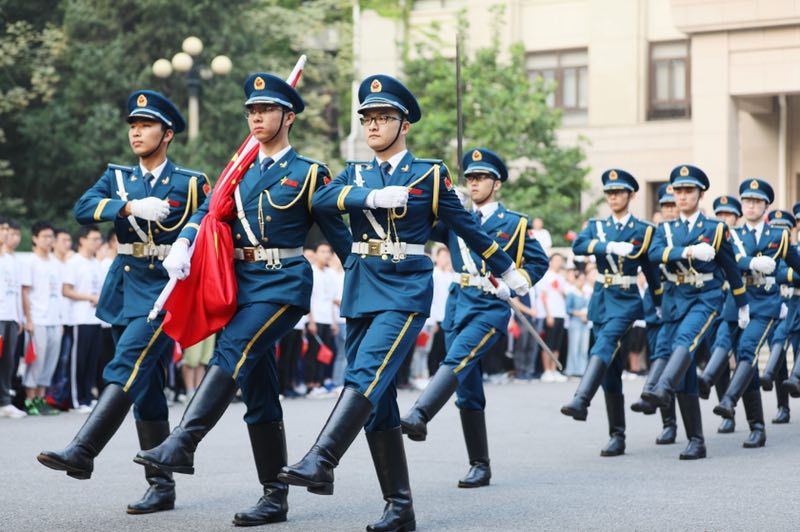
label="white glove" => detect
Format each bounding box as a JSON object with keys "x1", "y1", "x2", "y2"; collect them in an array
[
  {"x1": 501, "y1": 266, "x2": 530, "y2": 296},
  {"x1": 493, "y1": 280, "x2": 510, "y2": 301},
  {"x1": 689, "y1": 242, "x2": 716, "y2": 262},
  {"x1": 780, "y1": 303, "x2": 788, "y2": 320},
  {"x1": 606, "y1": 241, "x2": 634, "y2": 256},
  {"x1": 749, "y1": 256, "x2": 776, "y2": 275},
  {"x1": 163, "y1": 239, "x2": 191, "y2": 280},
  {"x1": 655, "y1": 306, "x2": 662, "y2": 320},
  {"x1": 738, "y1": 304, "x2": 750, "y2": 330},
  {"x1": 454, "y1": 187, "x2": 468, "y2": 207},
  {"x1": 129, "y1": 197, "x2": 170, "y2": 222},
  {"x1": 365, "y1": 186, "x2": 409, "y2": 209}
]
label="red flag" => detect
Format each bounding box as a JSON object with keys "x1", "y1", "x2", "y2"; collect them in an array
[
  {"x1": 509, "y1": 319, "x2": 520, "y2": 339},
  {"x1": 415, "y1": 330, "x2": 430, "y2": 348},
  {"x1": 315, "y1": 336, "x2": 334, "y2": 365},
  {"x1": 25, "y1": 337, "x2": 37, "y2": 364},
  {"x1": 173, "y1": 342, "x2": 183, "y2": 364}
]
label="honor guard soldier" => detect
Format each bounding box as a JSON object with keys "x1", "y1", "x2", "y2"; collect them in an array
[
  {"x1": 278, "y1": 75, "x2": 529, "y2": 532},
  {"x1": 630, "y1": 183, "x2": 679, "y2": 446},
  {"x1": 761, "y1": 208, "x2": 798, "y2": 424},
  {"x1": 133, "y1": 73, "x2": 350, "y2": 526},
  {"x1": 644, "y1": 165, "x2": 749, "y2": 459},
  {"x1": 400, "y1": 148, "x2": 548, "y2": 488},
  {"x1": 781, "y1": 202, "x2": 800, "y2": 397},
  {"x1": 696, "y1": 195, "x2": 742, "y2": 435},
  {"x1": 37, "y1": 91, "x2": 209, "y2": 513},
  {"x1": 561, "y1": 169, "x2": 661, "y2": 457}
]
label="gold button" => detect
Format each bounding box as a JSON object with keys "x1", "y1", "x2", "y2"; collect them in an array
[
  {"x1": 128, "y1": 228, "x2": 134, "y2": 233},
  {"x1": 463, "y1": 265, "x2": 468, "y2": 272},
  {"x1": 362, "y1": 233, "x2": 368, "y2": 240},
  {"x1": 148, "y1": 264, "x2": 155, "y2": 270},
  {"x1": 381, "y1": 254, "x2": 388, "y2": 261},
  {"x1": 124, "y1": 265, "x2": 131, "y2": 272},
  {"x1": 236, "y1": 233, "x2": 241, "y2": 240},
  {"x1": 361, "y1": 254, "x2": 367, "y2": 259},
  {"x1": 154, "y1": 229, "x2": 160, "y2": 234},
  {"x1": 266, "y1": 216, "x2": 272, "y2": 222},
  {"x1": 263, "y1": 237, "x2": 269, "y2": 243}
]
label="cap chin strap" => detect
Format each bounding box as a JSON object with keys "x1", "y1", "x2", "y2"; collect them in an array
[
  {"x1": 264, "y1": 108, "x2": 287, "y2": 147},
  {"x1": 141, "y1": 128, "x2": 169, "y2": 160},
  {"x1": 374, "y1": 118, "x2": 405, "y2": 154}
]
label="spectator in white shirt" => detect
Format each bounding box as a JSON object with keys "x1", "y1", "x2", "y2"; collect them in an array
[
  {"x1": 21, "y1": 221, "x2": 63, "y2": 416},
  {"x1": 94, "y1": 229, "x2": 117, "y2": 391},
  {"x1": 306, "y1": 242, "x2": 338, "y2": 396},
  {"x1": 531, "y1": 217, "x2": 553, "y2": 254},
  {"x1": 329, "y1": 252, "x2": 347, "y2": 388},
  {"x1": 0, "y1": 217, "x2": 25, "y2": 418},
  {"x1": 538, "y1": 253, "x2": 568, "y2": 382},
  {"x1": 48, "y1": 227, "x2": 75, "y2": 411},
  {"x1": 425, "y1": 245, "x2": 452, "y2": 379}
]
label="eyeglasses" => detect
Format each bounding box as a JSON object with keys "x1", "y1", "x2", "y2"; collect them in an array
[
  {"x1": 245, "y1": 105, "x2": 283, "y2": 118},
  {"x1": 359, "y1": 115, "x2": 402, "y2": 126}
]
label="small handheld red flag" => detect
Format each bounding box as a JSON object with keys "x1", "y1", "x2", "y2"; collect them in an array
[
  {"x1": 25, "y1": 337, "x2": 37, "y2": 365},
  {"x1": 315, "y1": 338, "x2": 334, "y2": 365}
]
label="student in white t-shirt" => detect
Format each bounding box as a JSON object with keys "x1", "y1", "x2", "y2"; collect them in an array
[
  {"x1": 47, "y1": 228, "x2": 75, "y2": 411},
  {"x1": 21, "y1": 221, "x2": 64, "y2": 415},
  {"x1": 306, "y1": 242, "x2": 338, "y2": 396},
  {"x1": 329, "y1": 252, "x2": 347, "y2": 388},
  {"x1": 63, "y1": 225, "x2": 104, "y2": 412},
  {"x1": 538, "y1": 253, "x2": 569, "y2": 382},
  {"x1": 0, "y1": 217, "x2": 25, "y2": 418}
]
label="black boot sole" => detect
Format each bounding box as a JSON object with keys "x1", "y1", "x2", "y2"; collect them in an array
[
  {"x1": 458, "y1": 479, "x2": 490, "y2": 488},
  {"x1": 37, "y1": 453, "x2": 91, "y2": 480},
  {"x1": 133, "y1": 455, "x2": 194, "y2": 475},
  {"x1": 630, "y1": 401, "x2": 657, "y2": 415},
  {"x1": 277, "y1": 472, "x2": 333, "y2": 495},
  {"x1": 399, "y1": 422, "x2": 426, "y2": 442},
  {"x1": 126, "y1": 501, "x2": 175, "y2": 515},
  {"x1": 772, "y1": 415, "x2": 790, "y2": 424},
  {"x1": 232, "y1": 513, "x2": 288, "y2": 526},
  {"x1": 560, "y1": 405, "x2": 587, "y2": 421},
  {"x1": 760, "y1": 377, "x2": 773, "y2": 391},
  {"x1": 679, "y1": 450, "x2": 706, "y2": 460},
  {"x1": 698, "y1": 380, "x2": 712, "y2": 400},
  {"x1": 367, "y1": 519, "x2": 416, "y2": 532},
  {"x1": 713, "y1": 404, "x2": 735, "y2": 420},
  {"x1": 599, "y1": 449, "x2": 625, "y2": 457},
  {"x1": 640, "y1": 390, "x2": 669, "y2": 409}
]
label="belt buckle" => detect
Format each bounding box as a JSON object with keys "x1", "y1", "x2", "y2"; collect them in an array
[
  {"x1": 368, "y1": 241, "x2": 381, "y2": 256},
  {"x1": 676, "y1": 274, "x2": 684, "y2": 285},
  {"x1": 696, "y1": 278, "x2": 704, "y2": 288},
  {"x1": 460, "y1": 273, "x2": 470, "y2": 288},
  {"x1": 243, "y1": 248, "x2": 256, "y2": 262},
  {"x1": 603, "y1": 274, "x2": 612, "y2": 288},
  {"x1": 132, "y1": 242, "x2": 145, "y2": 258}
]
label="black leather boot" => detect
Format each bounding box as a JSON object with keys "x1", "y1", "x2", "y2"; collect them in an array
[
  {"x1": 630, "y1": 358, "x2": 667, "y2": 415},
  {"x1": 37, "y1": 384, "x2": 131, "y2": 479},
  {"x1": 643, "y1": 347, "x2": 692, "y2": 408},
  {"x1": 561, "y1": 357, "x2": 607, "y2": 421},
  {"x1": 655, "y1": 396, "x2": 677, "y2": 445},
  {"x1": 134, "y1": 365, "x2": 238, "y2": 474},
  {"x1": 699, "y1": 347, "x2": 730, "y2": 400},
  {"x1": 760, "y1": 344, "x2": 785, "y2": 392},
  {"x1": 783, "y1": 356, "x2": 800, "y2": 397},
  {"x1": 233, "y1": 421, "x2": 289, "y2": 526},
  {"x1": 457, "y1": 409, "x2": 491, "y2": 488},
  {"x1": 600, "y1": 393, "x2": 625, "y2": 457},
  {"x1": 676, "y1": 393, "x2": 706, "y2": 460},
  {"x1": 279, "y1": 387, "x2": 373, "y2": 495},
  {"x1": 742, "y1": 390, "x2": 766, "y2": 448},
  {"x1": 773, "y1": 376, "x2": 790, "y2": 424},
  {"x1": 365, "y1": 427, "x2": 416, "y2": 532},
  {"x1": 717, "y1": 417, "x2": 736, "y2": 433},
  {"x1": 127, "y1": 420, "x2": 176, "y2": 514},
  {"x1": 400, "y1": 366, "x2": 458, "y2": 442},
  {"x1": 714, "y1": 362, "x2": 755, "y2": 420},
  {"x1": 714, "y1": 367, "x2": 734, "y2": 432}
]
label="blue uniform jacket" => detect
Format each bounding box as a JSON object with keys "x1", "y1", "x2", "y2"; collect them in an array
[
  {"x1": 178, "y1": 148, "x2": 352, "y2": 313},
  {"x1": 74, "y1": 159, "x2": 209, "y2": 325},
  {"x1": 649, "y1": 213, "x2": 746, "y2": 321},
  {"x1": 312, "y1": 151, "x2": 514, "y2": 318},
  {"x1": 436, "y1": 204, "x2": 549, "y2": 331},
  {"x1": 573, "y1": 215, "x2": 661, "y2": 324}
]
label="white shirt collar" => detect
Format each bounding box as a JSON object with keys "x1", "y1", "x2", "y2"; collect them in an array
[
  {"x1": 259, "y1": 145, "x2": 292, "y2": 169},
  {"x1": 473, "y1": 201, "x2": 499, "y2": 224},
  {"x1": 140, "y1": 158, "x2": 169, "y2": 184},
  {"x1": 375, "y1": 150, "x2": 408, "y2": 176},
  {"x1": 680, "y1": 210, "x2": 701, "y2": 230},
  {"x1": 611, "y1": 212, "x2": 631, "y2": 227},
  {"x1": 745, "y1": 219, "x2": 765, "y2": 239}
]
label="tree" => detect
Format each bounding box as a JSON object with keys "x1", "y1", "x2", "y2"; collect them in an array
[{"x1": 403, "y1": 19, "x2": 593, "y2": 246}]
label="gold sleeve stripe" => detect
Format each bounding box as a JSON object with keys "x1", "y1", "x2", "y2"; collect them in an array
[
  {"x1": 587, "y1": 239, "x2": 598, "y2": 254},
  {"x1": 732, "y1": 286, "x2": 746, "y2": 296},
  {"x1": 482, "y1": 241, "x2": 499, "y2": 260},
  {"x1": 777, "y1": 230, "x2": 788, "y2": 259},
  {"x1": 93, "y1": 199, "x2": 111, "y2": 221},
  {"x1": 307, "y1": 164, "x2": 320, "y2": 213},
  {"x1": 515, "y1": 218, "x2": 528, "y2": 268},
  {"x1": 432, "y1": 164, "x2": 440, "y2": 218},
  {"x1": 654, "y1": 287, "x2": 663, "y2": 295},
  {"x1": 662, "y1": 246, "x2": 672, "y2": 264},
  {"x1": 190, "y1": 177, "x2": 199, "y2": 213},
  {"x1": 712, "y1": 223, "x2": 723, "y2": 252},
  {"x1": 789, "y1": 269, "x2": 794, "y2": 283},
  {"x1": 185, "y1": 223, "x2": 200, "y2": 231},
  {"x1": 627, "y1": 225, "x2": 652, "y2": 259},
  {"x1": 337, "y1": 185, "x2": 352, "y2": 211}
]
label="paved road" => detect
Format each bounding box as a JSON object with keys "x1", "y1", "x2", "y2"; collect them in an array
[{"x1": 2, "y1": 378, "x2": 798, "y2": 531}]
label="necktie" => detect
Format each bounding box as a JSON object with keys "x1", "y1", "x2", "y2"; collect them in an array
[
  {"x1": 380, "y1": 161, "x2": 392, "y2": 182},
  {"x1": 260, "y1": 157, "x2": 274, "y2": 176},
  {"x1": 752, "y1": 228, "x2": 759, "y2": 244},
  {"x1": 615, "y1": 222, "x2": 623, "y2": 232},
  {"x1": 143, "y1": 172, "x2": 153, "y2": 195},
  {"x1": 475, "y1": 210, "x2": 483, "y2": 225}
]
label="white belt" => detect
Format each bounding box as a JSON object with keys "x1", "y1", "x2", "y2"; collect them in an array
[
  {"x1": 233, "y1": 246, "x2": 303, "y2": 269},
  {"x1": 780, "y1": 285, "x2": 800, "y2": 298},
  {"x1": 600, "y1": 273, "x2": 638, "y2": 289},
  {"x1": 745, "y1": 274, "x2": 776, "y2": 290},
  {"x1": 117, "y1": 243, "x2": 172, "y2": 260},
  {"x1": 663, "y1": 271, "x2": 714, "y2": 287},
  {"x1": 451, "y1": 272, "x2": 498, "y2": 294},
  {"x1": 351, "y1": 240, "x2": 426, "y2": 261}
]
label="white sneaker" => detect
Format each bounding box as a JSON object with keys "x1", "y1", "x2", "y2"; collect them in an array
[
  {"x1": 540, "y1": 371, "x2": 555, "y2": 383},
  {"x1": 70, "y1": 404, "x2": 93, "y2": 414},
  {"x1": 552, "y1": 372, "x2": 568, "y2": 383},
  {"x1": 308, "y1": 387, "x2": 331, "y2": 399},
  {"x1": 0, "y1": 404, "x2": 27, "y2": 418}
]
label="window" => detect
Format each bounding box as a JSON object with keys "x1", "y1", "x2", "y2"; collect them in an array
[
  {"x1": 527, "y1": 49, "x2": 588, "y2": 123},
  {"x1": 649, "y1": 41, "x2": 690, "y2": 120}
]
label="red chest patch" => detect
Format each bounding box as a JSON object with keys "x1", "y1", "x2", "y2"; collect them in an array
[
  {"x1": 769, "y1": 242, "x2": 779, "y2": 249},
  {"x1": 444, "y1": 177, "x2": 453, "y2": 191},
  {"x1": 631, "y1": 239, "x2": 641, "y2": 246},
  {"x1": 167, "y1": 199, "x2": 180, "y2": 208},
  {"x1": 699, "y1": 236, "x2": 710, "y2": 243},
  {"x1": 323, "y1": 176, "x2": 331, "y2": 185},
  {"x1": 281, "y1": 177, "x2": 299, "y2": 188},
  {"x1": 408, "y1": 187, "x2": 423, "y2": 196},
  {"x1": 497, "y1": 232, "x2": 510, "y2": 239},
  {"x1": 203, "y1": 183, "x2": 211, "y2": 195}
]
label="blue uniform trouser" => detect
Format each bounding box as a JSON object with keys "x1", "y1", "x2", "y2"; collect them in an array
[
  {"x1": 441, "y1": 320, "x2": 502, "y2": 411},
  {"x1": 586, "y1": 317, "x2": 633, "y2": 394},
  {"x1": 735, "y1": 316, "x2": 777, "y2": 392},
  {"x1": 344, "y1": 311, "x2": 427, "y2": 433},
  {"x1": 646, "y1": 323, "x2": 660, "y2": 362},
  {"x1": 209, "y1": 302, "x2": 305, "y2": 425},
  {"x1": 105, "y1": 316, "x2": 174, "y2": 422}
]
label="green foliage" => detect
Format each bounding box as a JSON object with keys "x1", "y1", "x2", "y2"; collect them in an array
[{"x1": 404, "y1": 25, "x2": 593, "y2": 246}]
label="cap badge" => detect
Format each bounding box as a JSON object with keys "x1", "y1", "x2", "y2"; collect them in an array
[
  {"x1": 750, "y1": 180, "x2": 759, "y2": 190},
  {"x1": 370, "y1": 79, "x2": 382, "y2": 93},
  {"x1": 666, "y1": 185, "x2": 674, "y2": 194},
  {"x1": 679, "y1": 166, "x2": 689, "y2": 177},
  {"x1": 136, "y1": 94, "x2": 147, "y2": 107},
  {"x1": 776, "y1": 211, "x2": 783, "y2": 218},
  {"x1": 254, "y1": 76, "x2": 265, "y2": 91},
  {"x1": 609, "y1": 170, "x2": 618, "y2": 181},
  {"x1": 472, "y1": 150, "x2": 482, "y2": 161},
  {"x1": 720, "y1": 196, "x2": 728, "y2": 205}
]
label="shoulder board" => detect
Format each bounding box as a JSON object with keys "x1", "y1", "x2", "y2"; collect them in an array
[
  {"x1": 413, "y1": 158, "x2": 444, "y2": 167},
  {"x1": 636, "y1": 219, "x2": 656, "y2": 228},
  {"x1": 172, "y1": 166, "x2": 207, "y2": 179},
  {"x1": 503, "y1": 209, "x2": 527, "y2": 220},
  {"x1": 107, "y1": 163, "x2": 135, "y2": 173},
  {"x1": 588, "y1": 217, "x2": 604, "y2": 223},
  {"x1": 345, "y1": 160, "x2": 370, "y2": 166},
  {"x1": 704, "y1": 216, "x2": 723, "y2": 224},
  {"x1": 295, "y1": 154, "x2": 326, "y2": 167}
]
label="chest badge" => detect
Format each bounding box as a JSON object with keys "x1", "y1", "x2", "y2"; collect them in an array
[
  {"x1": 400, "y1": 164, "x2": 409, "y2": 172},
  {"x1": 280, "y1": 161, "x2": 288, "y2": 168}
]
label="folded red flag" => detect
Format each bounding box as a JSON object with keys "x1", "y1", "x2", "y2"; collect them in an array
[{"x1": 25, "y1": 337, "x2": 37, "y2": 364}]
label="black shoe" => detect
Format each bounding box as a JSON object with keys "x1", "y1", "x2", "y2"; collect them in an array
[
  {"x1": 772, "y1": 406, "x2": 790, "y2": 424},
  {"x1": 760, "y1": 344, "x2": 785, "y2": 392},
  {"x1": 699, "y1": 347, "x2": 731, "y2": 400},
  {"x1": 655, "y1": 397, "x2": 677, "y2": 445},
  {"x1": 631, "y1": 358, "x2": 667, "y2": 415},
  {"x1": 279, "y1": 387, "x2": 373, "y2": 495},
  {"x1": 457, "y1": 409, "x2": 491, "y2": 488},
  {"x1": 642, "y1": 347, "x2": 692, "y2": 408},
  {"x1": 783, "y1": 376, "x2": 800, "y2": 397},
  {"x1": 233, "y1": 421, "x2": 289, "y2": 526},
  {"x1": 713, "y1": 362, "x2": 755, "y2": 420},
  {"x1": 134, "y1": 366, "x2": 238, "y2": 475},
  {"x1": 561, "y1": 357, "x2": 607, "y2": 421},
  {"x1": 37, "y1": 384, "x2": 131, "y2": 479},
  {"x1": 128, "y1": 420, "x2": 175, "y2": 514},
  {"x1": 676, "y1": 393, "x2": 706, "y2": 460},
  {"x1": 717, "y1": 418, "x2": 736, "y2": 434},
  {"x1": 365, "y1": 427, "x2": 416, "y2": 532},
  {"x1": 742, "y1": 390, "x2": 766, "y2": 449},
  {"x1": 400, "y1": 366, "x2": 457, "y2": 442},
  {"x1": 600, "y1": 393, "x2": 625, "y2": 457}
]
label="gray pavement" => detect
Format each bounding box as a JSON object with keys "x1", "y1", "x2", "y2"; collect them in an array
[{"x1": 2, "y1": 378, "x2": 798, "y2": 531}]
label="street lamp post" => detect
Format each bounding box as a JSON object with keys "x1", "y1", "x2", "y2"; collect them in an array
[{"x1": 152, "y1": 36, "x2": 232, "y2": 141}]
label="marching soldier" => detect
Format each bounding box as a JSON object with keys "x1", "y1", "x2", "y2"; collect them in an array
[
  {"x1": 696, "y1": 195, "x2": 742, "y2": 435},
  {"x1": 643, "y1": 166, "x2": 749, "y2": 459},
  {"x1": 133, "y1": 73, "x2": 351, "y2": 526},
  {"x1": 781, "y1": 202, "x2": 800, "y2": 397},
  {"x1": 37, "y1": 91, "x2": 208, "y2": 512},
  {"x1": 278, "y1": 75, "x2": 530, "y2": 532},
  {"x1": 561, "y1": 169, "x2": 661, "y2": 457},
  {"x1": 400, "y1": 148, "x2": 548, "y2": 487}
]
